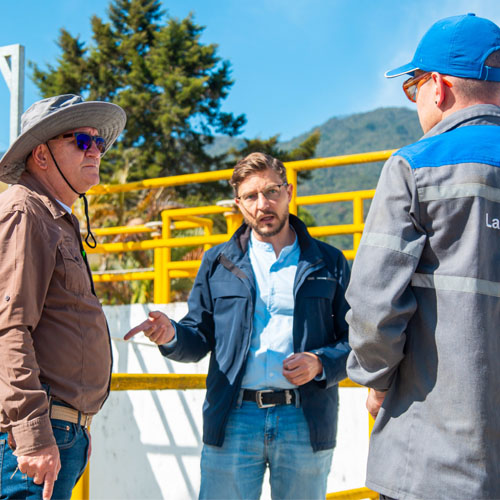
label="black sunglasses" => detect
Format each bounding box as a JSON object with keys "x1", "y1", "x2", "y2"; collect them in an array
[{"x1": 54, "y1": 132, "x2": 107, "y2": 154}]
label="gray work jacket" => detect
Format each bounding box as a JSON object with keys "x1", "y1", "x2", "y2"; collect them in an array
[{"x1": 346, "y1": 105, "x2": 500, "y2": 500}]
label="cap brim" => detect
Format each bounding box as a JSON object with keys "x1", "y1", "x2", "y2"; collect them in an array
[{"x1": 385, "y1": 62, "x2": 419, "y2": 78}]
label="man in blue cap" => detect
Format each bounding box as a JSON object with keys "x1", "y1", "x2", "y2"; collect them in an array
[{"x1": 346, "y1": 14, "x2": 500, "y2": 500}]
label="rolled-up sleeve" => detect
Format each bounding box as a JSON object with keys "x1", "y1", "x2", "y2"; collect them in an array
[
  {"x1": 346, "y1": 155, "x2": 426, "y2": 390},
  {"x1": 0, "y1": 209, "x2": 56, "y2": 455}
]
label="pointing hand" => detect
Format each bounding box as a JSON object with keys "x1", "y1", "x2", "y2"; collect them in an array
[{"x1": 124, "y1": 311, "x2": 175, "y2": 345}]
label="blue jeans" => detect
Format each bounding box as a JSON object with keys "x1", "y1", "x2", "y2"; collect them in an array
[
  {"x1": 200, "y1": 401, "x2": 333, "y2": 500},
  {"x1": 0, "y1": 419, "x2": 89, "y2": 499}
]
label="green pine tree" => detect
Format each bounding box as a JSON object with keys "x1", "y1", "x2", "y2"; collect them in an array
[{"x1": 31, "y1": 0, "x2": 246, "y2": 196}]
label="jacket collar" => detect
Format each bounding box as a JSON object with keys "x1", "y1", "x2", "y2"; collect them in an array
[{"x1": 423, "y1": 104, "x2": 500, "y2": 139}]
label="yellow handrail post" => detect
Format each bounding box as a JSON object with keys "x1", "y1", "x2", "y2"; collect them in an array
[
  {"x1": 161, "y1": 211, "x2": 172, "y2": 303},
  {"x1": 70, "y1": 452, "x2": 90, "y2": 500},
  {"x1": 203, "y1": 220, "x2": 213, "y2": 252},
  {"x1": 353, "y1": 194, "x2": 364, "y2": 253},
  {"x1": 153, "y1": 226, "x2": 164, "y2": 304},
  {"x1": 224, "y1": 212, "x2": 243, "y2": 236},
  {"x1": 287, "y1": 166, "x2": 298, "y2": 216}
]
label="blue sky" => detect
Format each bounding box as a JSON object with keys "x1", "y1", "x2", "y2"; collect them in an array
[{"x1": 1, "y1": 0, "x2": 499, "y2": 152}]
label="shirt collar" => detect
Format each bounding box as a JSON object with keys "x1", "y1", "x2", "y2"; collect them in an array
[
  {"x1": 249, "y1": 226, "x2": 298, "y2": 260},
  {"x1": 423, "y1": 104, "x2": 500, "y2": 139},
  {"x1": 17, "y1": 171, "x2": 69, "y2": 219},
  {"x1": 56, "y1": 199, "x2": 73, "y2": 213}
]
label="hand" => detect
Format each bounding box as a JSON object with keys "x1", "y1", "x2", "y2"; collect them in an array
[
  {"x1": 366, "y1": 388, "x2": 387, "y2": 419},
  {"x1": 124, "y1": 311, "x2": 175, "y2": 345},
  {"x1": 282, "y1": 352, "x2": 323, "y2": 386},
  {"x1": 17, "y1": 444, "x2": 61, "y2": 500}
]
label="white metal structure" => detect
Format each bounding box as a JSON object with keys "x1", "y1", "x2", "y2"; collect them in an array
[{"x1": 0, "y1": 44, "x2": 25, "y2": 144}]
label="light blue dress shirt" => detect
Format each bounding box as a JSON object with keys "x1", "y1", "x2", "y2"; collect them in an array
[{"x1": 241, "y1": 230, "x2": 300, "y2": 390}]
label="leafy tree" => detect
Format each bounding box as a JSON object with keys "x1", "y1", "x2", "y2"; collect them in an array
[
  {"x1": 31, "y1": 0, "x2": 321, "y2": 304},
  {"x1": 31, "y1": 0, "x2": 246, "y2": 196}
]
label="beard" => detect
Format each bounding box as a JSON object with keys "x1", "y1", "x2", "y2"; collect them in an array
[{"x1": 245, "y1": 210, "x2": 288, "y2": 238}]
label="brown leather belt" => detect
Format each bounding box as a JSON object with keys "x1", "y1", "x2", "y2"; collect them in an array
[{"x1": 50, "y1": 404, "x2": 93, "y2": 428}]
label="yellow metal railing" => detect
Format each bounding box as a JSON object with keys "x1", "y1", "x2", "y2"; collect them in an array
[
  {"x1": 72, "y1": 375, "x2": 377, "y2": 500},
  {"x1": 85, "y1": 150, "x2": 394, "y2": 302}
]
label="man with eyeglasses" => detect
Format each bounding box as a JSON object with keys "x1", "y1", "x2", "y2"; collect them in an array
[
  {"x1": 345, "y1": 14, "x2": 500, "y2": 500},
  {"x1": 0, "y1": 94, "x2": 126, "y2": 499},
  {"x1": 125, "y1": 152, "x2": 351, "y2": 499}
]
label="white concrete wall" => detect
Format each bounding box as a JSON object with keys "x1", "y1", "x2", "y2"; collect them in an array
[{"x1": 89, "y1": 304, "x2": 369, "y2": 499}]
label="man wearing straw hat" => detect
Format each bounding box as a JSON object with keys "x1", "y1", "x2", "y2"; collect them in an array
[
  {"x1": 0, "y1": 94, "x2": 126, "y2": 499},
  {"x1": 346, "y1": 14, "x2": 500, "y2": 500}
]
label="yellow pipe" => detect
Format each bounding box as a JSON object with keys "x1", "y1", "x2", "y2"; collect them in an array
[
  {"x1": 92, "y1": 225, "x2": 155, "y2": 236},
  {"x1": 171, "y1": 215, "x2": 213, "y2": 228},
  {"x1": 93, "y1": 269, "x2": 199, "y2": 283},
  {"x1": 85, "y1": 233, "x2": 229, "y2": 254},
  {"x1": 87, "y1": 150, "x2": 393, "y2": 196},
  {"x1": 326, "y1": 486, "x2": 379, "y2": 499},
  {"x1": 287, "y1": 167, "x2": 298, "y2": 216},
  {"x1": 111, "y1": 373, "x2": 207, "y2": 390},
  {"x1": 109, "y1": 374, "x2": 359, "y2": 391},
  {"x1": 353, "y1": 195, "x2": 364, "y2": 253},
  {"x1": 296, "y1": 190, "x2": 375, "y2": 206},
  {"x1": 288, "y1": 150, "x2": 394, "y2": 172},
  {"x1": 162, "y1": 205, "x2": 229, "y2": 217},
  {"x1": 93, "y1": 271, "x2": 155, "y2": 282},
  {"x1": 309, "y1": 224, "x2": 365, "y2": 237},
  {"x1": 89, "y1": 169, "x2": 235, "y2": 195},
  {"x1": 91, "y1": 220, "x2": 211, "y2": 236},
  {"x1": 70, "y1": 466, "x2": 89, "y2": 500}
]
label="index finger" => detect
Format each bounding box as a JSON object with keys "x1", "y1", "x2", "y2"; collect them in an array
[
  {"x1": 283, "y1": 353, "x2": 302, "y2": 370},
  {"x1": 124, "y1": 319, "x2": 152, "y2": 341},
  {"x1": 42, "y1": 473, "x2": 56, "y2": 500}
]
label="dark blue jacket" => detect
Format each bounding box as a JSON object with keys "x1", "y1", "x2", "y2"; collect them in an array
[{"x1": 160, "y1": 215, "x2": 351, "y2": 451}]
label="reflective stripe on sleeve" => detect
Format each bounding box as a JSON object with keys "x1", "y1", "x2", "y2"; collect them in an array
[
  {"x1": 412, "y1": 273, "x2": 500, "y2": 298},
  {"x1": 362, "y1": 232, "x2": 425, "y2": 259},
  {"x1": 418, "y1": 183, "x2": 500, "y2": 203}
]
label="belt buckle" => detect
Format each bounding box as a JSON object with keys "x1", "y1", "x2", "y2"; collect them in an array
[
  {"x1": 80, "y1": 414, "x2": 92, "y2": 427},
  {"x1": 256, "y1": 390, "x2": 275, "y2": 409}
]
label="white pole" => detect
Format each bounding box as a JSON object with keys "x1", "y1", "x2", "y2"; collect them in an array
[{"x1": 0, "y1": 44, "x2": 25, "y2": 144}]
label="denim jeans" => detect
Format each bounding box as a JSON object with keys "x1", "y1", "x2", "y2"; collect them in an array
[
  {"x1": 200, "y1": 401, "x2": 333, "y2": 500},
  {"x1": 0, "y1": 419, "x2": 89, "y2": 500}
]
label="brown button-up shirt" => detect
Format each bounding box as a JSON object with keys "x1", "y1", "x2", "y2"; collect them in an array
[{"x1": 0, "y1": 172, "x2": 111, "y2": 455}]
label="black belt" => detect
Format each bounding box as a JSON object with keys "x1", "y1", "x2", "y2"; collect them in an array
[{"x1": 242, "y1": 389, "x2": 298, "y2": 409}]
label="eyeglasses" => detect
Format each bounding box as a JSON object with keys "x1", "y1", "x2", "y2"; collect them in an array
[
  {"x1": 402, "y1": 72, "x2": 453, "y2": 102},
  {"x1": 52, "y1": 132, "x2": 107, "y2": 154},
  {"x1": 236, "y1": 183, "x2": 288, "y2": 205}
]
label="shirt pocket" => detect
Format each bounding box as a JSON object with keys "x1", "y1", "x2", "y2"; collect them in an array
[
  {"x1": 210, "y1": 280, "x2": 249, "y2": 353},
  {"x1": 58, "y1": 243, "x2": 88, "y2": 295},
  {"x1": 300, "y1": 277, "x2": 337, "y2": 341},
  {"x1": 302, "y1": 276, "x2": 337, "y2": 299}
]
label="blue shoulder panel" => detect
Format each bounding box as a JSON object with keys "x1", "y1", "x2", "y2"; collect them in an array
[{"x1": 394, "y1": 125, "x2": 500, "y2": 169}]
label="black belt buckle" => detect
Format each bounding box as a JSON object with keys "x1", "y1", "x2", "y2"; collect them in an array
[{"x1": 256, "y1": 390, "x2": 276, "y2": 408}]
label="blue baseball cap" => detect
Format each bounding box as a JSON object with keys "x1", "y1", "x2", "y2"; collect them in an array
[{"x1": 385, "y1": 13, "x2": 500, "y2": 81}]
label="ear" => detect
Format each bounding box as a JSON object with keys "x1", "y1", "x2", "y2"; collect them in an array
[
  {"x1": 432, "y1": 72, "x2": 447, "y2": 107},
  {"x1": 30, "y1": 144, "x2": 50, "y2": 170},
  {"x1": 286, "y1": 182, "x2": 293, "y2": 203}
]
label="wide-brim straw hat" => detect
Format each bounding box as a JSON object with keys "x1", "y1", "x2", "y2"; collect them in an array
[{"x1": 0, "y1": 94, "x2": 127, "y2": 184}]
